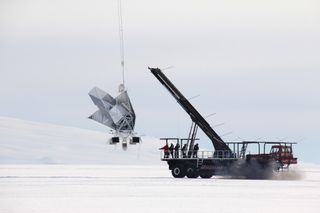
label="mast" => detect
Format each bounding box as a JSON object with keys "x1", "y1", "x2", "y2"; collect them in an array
[{"x1": 149, "y1": 67, "x2": 231, "y2": 151}]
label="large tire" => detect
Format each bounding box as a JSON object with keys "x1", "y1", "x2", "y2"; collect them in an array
[
  {"x1": 171, "y1": 164, "x2": 186, "y2": 178},
  {"x1": 186, "y1": 167, "x2": 199, "y2": 179},
  {"x1": 199, "y1": 170, "x2": 213, "y2": 179}
]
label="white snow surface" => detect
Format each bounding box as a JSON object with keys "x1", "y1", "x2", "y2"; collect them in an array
[
  {"x1": 1, "y1": 117, "x2": 319, "y2": 212},
  {"x1": 0, "y1": 117, "x2": 163, "y2": 164},
  {"x1": 0, "y1": 164, "x2": 320, "y2": 213}
]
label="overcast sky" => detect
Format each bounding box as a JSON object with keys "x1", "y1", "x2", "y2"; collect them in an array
[{"x1": 1, "y1": 0, "x2": 319, "y2": 162}]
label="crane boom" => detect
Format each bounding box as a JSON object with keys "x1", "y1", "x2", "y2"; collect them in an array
[{"x1": 149, "y1": 67, "x2": 231, "y2": 151}]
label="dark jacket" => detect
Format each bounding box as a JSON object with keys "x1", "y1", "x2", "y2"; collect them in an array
[
  {"x1": 174, "y1": 143, "x2": 180, "y2": 151},
  {"x1": 194, "y1": 144, "x2": 199, "y2": 151},
  {"x1": 169, "y1": 144, "x2": 174, "y2": 152}
]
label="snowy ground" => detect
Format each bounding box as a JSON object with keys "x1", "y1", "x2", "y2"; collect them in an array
[
  {"x1": 0, "y1": 117, "x2": 162, "y2": 164},
  {"x1": 1, "y1": 117, "x2": 319, "y2": 212},
  {"x1": 1, "y1": 164, "x2": 320, "y2": 213}
]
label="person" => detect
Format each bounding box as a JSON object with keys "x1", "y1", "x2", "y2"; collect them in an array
[
  {"x1": 169, "y1": 143, "x2": 174, "y2": 158},
  {"x1": 159, "y1": 142, "x2": 169, "y2": 158},
  {"x1": 181, "y1": 144, "x2": 187, "y2": 158},
  {"x1": 174, "y1": 142, "x2": 180, "y2": 158},
  {"x1": 193, "y1": 143, "x2": 199, "y2": 158}
]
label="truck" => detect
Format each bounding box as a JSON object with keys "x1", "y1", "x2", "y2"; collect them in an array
[{"x1": 149, "y1": 67, "x2": 298, "y2": 179}]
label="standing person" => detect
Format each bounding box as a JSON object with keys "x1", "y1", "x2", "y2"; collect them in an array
[
  {"x1": 181, "y1": 144, "x2": 187, "y2": 158},
  {"x1": 174, "y1": 142, "x2": 180, "y2": 158},
  {"x1": 169, "y1": 143, "x2": 174, "y2": 158},
  {"x1": 193, "y1": 143, "x2": 199, "y2": 158},
  {"x1": 159, "y1": 142, "x2": 169, "y2": 158}
]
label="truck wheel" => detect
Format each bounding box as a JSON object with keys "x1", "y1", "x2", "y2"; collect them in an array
[
  {"x1": 171, "y1": 164, "x2": 186, "y2": 178},
  {"x1": 186, "y1": 167, "x2": 199, "y2": 178},
  {"x1": 199, "y1": 171, "x2": 213, "y2": 179}
]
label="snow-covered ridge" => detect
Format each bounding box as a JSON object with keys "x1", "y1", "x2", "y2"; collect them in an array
[{"x1": 0, "y1": 117, "x2": 162, "y2": 164}]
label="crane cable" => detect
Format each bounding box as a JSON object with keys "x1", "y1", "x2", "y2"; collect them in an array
[{"x1": 117, "y1": 0, "x2": 125, "y2": 87}]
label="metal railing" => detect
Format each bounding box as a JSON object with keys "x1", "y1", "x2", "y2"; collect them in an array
[{"x1": 160, "y1": 150, "x2": 238, "y2": 160}]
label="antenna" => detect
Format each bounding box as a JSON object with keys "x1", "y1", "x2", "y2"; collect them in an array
[
  {"x1": 234, "y1": 136, "x2": 245, "y2": 141},
  {"x1": 188, "y1": 94, "x2": 200, "y2": 101},
  {"x1": 118, "y1": 0, "x2": 125, "y2": 86},
  {"x1": 162, "y1": 66, "x2": 174, "y2": 70},
  {"x1": 212, "y1": 123, "x2": 225, "y2": 128},
  {"x1": 221, "y1": 131, "x2": 233, "y2": 137},
  {"x1": 205, "y1": 113, "x2": 216, "y2": 118}
]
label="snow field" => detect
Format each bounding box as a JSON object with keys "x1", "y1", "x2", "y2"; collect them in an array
[{"x1": 1, "y1": 164, "x2": 320, "y2": 213}]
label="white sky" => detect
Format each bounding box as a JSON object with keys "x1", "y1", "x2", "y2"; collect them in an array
[{"x1": 0, "y1": 0, "x2": 320, "y2": 162}]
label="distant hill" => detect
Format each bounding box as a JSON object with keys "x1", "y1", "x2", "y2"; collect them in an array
[{"x1": 0, "y1": 117, "x2": 163, "y2": 164}]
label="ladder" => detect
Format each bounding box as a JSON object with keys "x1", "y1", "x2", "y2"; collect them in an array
[{"x1": 197, "y1": 158, "x2": 204, "y2": 168}]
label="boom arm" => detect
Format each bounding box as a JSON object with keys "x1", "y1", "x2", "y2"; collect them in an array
[{"x1": 149, "y1": 67, "x2": 231, "y2": 151}]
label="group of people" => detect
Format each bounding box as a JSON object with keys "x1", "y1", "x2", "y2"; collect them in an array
[{"x1": 159, "y1": 142, "x2": 199, "y2": 159}]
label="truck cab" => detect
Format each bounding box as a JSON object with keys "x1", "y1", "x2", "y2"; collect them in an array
[
  {"x1": 269, "y1": 145, "x2": 297, "y2": 165},
  {"x1": 246, "y1": 144, "x2": 297, "y2": 169}
]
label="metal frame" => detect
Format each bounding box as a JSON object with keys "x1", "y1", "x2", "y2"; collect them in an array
[{"x1": 160, "y1": 139, "x2": 297, "y2": 161}]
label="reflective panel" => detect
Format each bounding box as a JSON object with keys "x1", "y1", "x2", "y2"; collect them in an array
[{"x1": 88, "y1": 86, "x2": 136, "y2": 134}]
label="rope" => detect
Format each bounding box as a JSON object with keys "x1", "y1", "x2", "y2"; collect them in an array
[{"x1": 117, "y1": 0, "x2": 125, "y2": 86}]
